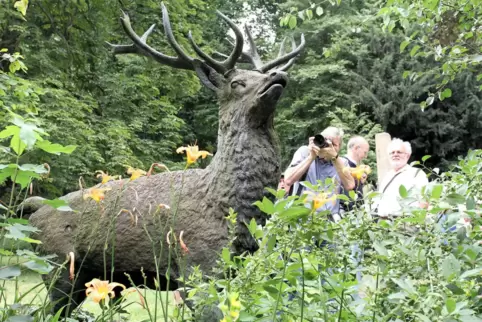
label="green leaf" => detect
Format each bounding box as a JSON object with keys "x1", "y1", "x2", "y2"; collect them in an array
[
  {"x1": 410, "y1": 45, "x2": 421, "y2": 57},
  {"x1": 253, "y1": 197, "x2": 274, "y2": 215},
  {"x1": 41, "y1": 199, "x2": 72, "y2": 212},
  {"x1": 0, "y1": 126, "x2": 19, "y2": 139},
  {"x1": 13, "y1": 0, "x2": 29, "y2": 16},
  {"x1": 10, "y1": 132, "x2": 26, "y2": 156},
  {"x1": 400, "y1": 40, "x2": 410, "y2": 53},
  {"x1": 441, "y1": 88, "x2": 452, "y2": 98},
  {"x1": 446, "y1": 298, "x2": 456, "y2": 314},
  {"x1": 18, "y1": 164, "x2": 48, "y2": 174},
  {"x1": 399, "y1": 185, "x2": 407, "y2": 198},
  {"x1": 373, "y1": 241, "x2": 389, "y2": 257},
  {"x1": 426, "y1": 96, "x2": 434, "y2": 106},
  {"x1": 248, "y1": 218, "x2": 257, "y2": 235},
  {"x1": 0, "y1": 265, "x2": 21, "y2": 280},
  {"x1": 402, "y1": 71, "x2": 410, "y2": 79},
  {"x1": 414, "y1": 314, "x2": 432, "y2": 322},
  {"x1": 288, "y1": 16, "x2": 297, "y2": 29},
  {"x1": 22, "y1": 260, "x2": 53, "y2": 274},
  {"x1": 221, "y1": 248, "x2": 231, "y2": 264},
  {"x1": 466, "y1": 196, "x2": 476, "y2": 210},
  {"x1": 267, "y1": 235, "x2": 276, "y2": 252},
  {"x1": 12, "y1": 170, "x2": 40, "y2": 189},
  {"x1": 446, "y1": 283, "x2": 465, "y2": 295},
  {"x1": 424, "y1": 0, "x2": 439, "y2": 11},
  {"x1": 446, "y1": 193, "x2": 465, "y2": 205},
  {"x1": 19, "y1": 237, "x2": 42, "y2": 244},
  {"x1": 262, "y1": 284, "x2": 279, "y2": 298},
  {"x1": 6, "y1": 316, "x2": 34, "y2": 322},
  {"x1": 316, "y1": 6, "x2": 324, "y2": 16},
  {"x1": 306, "y1": 9, "x2": 313, "y2": 20},
  {"x1": 35, "y1": 140, "x2": 76, "y2": 155},
  {"x1": 0, "y1": 249, "x2": 14, "y2": 256},
  {"x1": 278, "y1": 206, "x2": 310, "y2": 221},
  {"x1": 442, "y1": 254, "x2": 461, "y2": 280},
  {"x1": 459, "y1": 267, "x2": 482, "y2": 279},
  {"x1": 422, "y1": 155, "x2": 431, "y2": 162},
  {"x1": 431, "y1": 184, "x2": 443, "y2": 199}
]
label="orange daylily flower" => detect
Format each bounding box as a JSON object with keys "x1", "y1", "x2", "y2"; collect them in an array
[
  {"x1": 85, "y1": 278, "x2": 126, "y2": 303},
  {"x1": 179, "y1": 231, "x2": 189, "y2": 254},
  {"x1": 158, "y1": 203, "x2": 171, "y2": 210},
  {"x1": 127, "y1": 167, "x2": 147, "y2": 181},
  {"x1": 83, "y1": 187, "x2": 112, "y2": 203},
  {"x1": 176, "y1": 144, "x2": 212, "y2": 165},
  {"x1": 304, "y1": 191, "x2": 337, "y2": 211},
  {"x1": 95, "y1": 170, "x2": 118, "y2": 184}
]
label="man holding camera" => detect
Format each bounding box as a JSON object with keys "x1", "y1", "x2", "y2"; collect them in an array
[{"x1": 284, "y1": 126, "x2": 355, "y2": 221}]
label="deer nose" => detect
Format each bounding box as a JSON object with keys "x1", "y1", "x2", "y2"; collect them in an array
[{"x1": 270, "y1": 71, "x2": 278, "y2": 77}]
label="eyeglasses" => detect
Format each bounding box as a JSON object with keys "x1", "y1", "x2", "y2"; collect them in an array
[{"x1": 389, "y1": 150, "x2": 406, "y2": 155}]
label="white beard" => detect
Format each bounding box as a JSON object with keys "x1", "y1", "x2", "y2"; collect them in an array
[{"x1": 390, "y1": 160, "x2": 406, "y2": 170}]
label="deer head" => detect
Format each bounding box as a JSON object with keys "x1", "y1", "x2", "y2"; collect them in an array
[{"x1": 108, "y1": 2, "x2": 304, "y2": 135}]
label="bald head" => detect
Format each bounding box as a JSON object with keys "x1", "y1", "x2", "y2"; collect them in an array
[{"x1": 347, "y1": 136, "x2": 369, "y2": 164}]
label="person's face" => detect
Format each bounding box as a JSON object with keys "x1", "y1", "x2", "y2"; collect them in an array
[
  {"x1": 355, "y1": 142, "x2": 369, "y2": 161},
  {"x1": 388, "y1": 144, "x2": 410, "y2": 169},
  {"x1": 328, "y1": 136, "x2": 342, "y2": 153}
]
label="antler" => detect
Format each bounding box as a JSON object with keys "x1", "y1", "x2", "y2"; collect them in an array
[
  {"x1": 108, "y1": 2, "x2": 304, "y2": 74},
  {"x1": 214, "y1": 25, "x2": 305, "y2": 73},
  {"x1": 108, "y1": 5, "x2": 194, "y2": 70},
  {"x1": 187, "y1": 11, "x2": 244, "y2": 74},
  {"x1": 108, "y1": 3, "x2": 244, "y2": 74},
  {"x1": 258, "y1": 32, "x2": 305, "y2": 73}
]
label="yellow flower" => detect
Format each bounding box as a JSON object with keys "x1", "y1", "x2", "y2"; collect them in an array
[
  {"x1": 95, "y1": 170, "x2": 117, "y2": 184},
  {"x1": 85, "y1": 278, "x2": 126, "y2": 303},
  {"x1": 220, "y1": 319, "x2": 227, "y2": 322},
  {"x1": 176, "y1": 144, "x2": 212, "y2": 165},
  {"x1": 345, "y1": 165, "x2": 372, "y2": 181},
  {"x1": 229, "y1": 293, "x2": 241, "y2": 309},
  {"x1": 230, "y1": 310, "x2": 239, "y2": 319},
  {"x1": 304, "y1": 191, "x2": 337, "y2": 211},
  {"x1": 127, "y1": 166, "x2": 147, "y2": 181},
  {"x1": 231, "y1": 298, "x2": 241, "y2": 309},
  {"x1": 83, "y1": 187, "x2": 112, "y2": 203}
]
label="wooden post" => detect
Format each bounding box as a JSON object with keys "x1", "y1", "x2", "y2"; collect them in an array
[{"x1": 375, "y1": 132, "x2": 391, "y2": 185}]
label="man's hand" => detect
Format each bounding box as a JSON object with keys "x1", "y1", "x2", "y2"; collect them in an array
[
  {"x1": 318, "y1": 141, "x2": 338, "y2": 161},
  {"x1": 308, "y1": 136, "x2": 320, "y2": 160}
]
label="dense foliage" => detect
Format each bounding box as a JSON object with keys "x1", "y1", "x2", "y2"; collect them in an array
[
  {"x1": 1, "y1": 2, "x2": 482, "y2": 322},
  {"x1": 2, "y1": 0, "x2": 482, "y2": 197}
]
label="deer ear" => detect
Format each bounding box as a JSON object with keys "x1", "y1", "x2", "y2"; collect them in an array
[{"x1": 192, "y1": 59, "x2": 225, "y2": 91}]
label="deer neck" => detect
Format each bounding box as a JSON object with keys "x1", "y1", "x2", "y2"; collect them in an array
[{"x1": 208, "y1": 119, "x2": 279, "y2": 213}]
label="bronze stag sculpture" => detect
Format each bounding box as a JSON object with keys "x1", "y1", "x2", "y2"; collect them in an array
[{"x1": 29, "y1": 2, "x2": 304, "y2": 316}]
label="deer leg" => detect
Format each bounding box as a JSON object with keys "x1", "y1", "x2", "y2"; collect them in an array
[{"x1": 43, "y1": 266, "x2": 89, "y2": 317}]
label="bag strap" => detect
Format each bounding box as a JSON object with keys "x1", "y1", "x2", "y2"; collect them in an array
[
  {"x1": 382, "y1": 172, "x2": 402, "y2": 194},
  {"x1": 381, "y1": 168, "x2": 423, "y2": 194}
]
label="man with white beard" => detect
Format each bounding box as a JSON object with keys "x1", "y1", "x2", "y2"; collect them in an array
[{"x1": 375, "y1": 138, "x2": 428, "y2": 220}]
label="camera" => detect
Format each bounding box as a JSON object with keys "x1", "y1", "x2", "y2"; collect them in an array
[{"x1": 313, "y1": 134, "x2": 330, "y2": 148}]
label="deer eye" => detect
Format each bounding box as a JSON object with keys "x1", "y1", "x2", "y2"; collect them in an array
[{"x1": 230, "y1": 80, "x2": 245, "y2": 89}]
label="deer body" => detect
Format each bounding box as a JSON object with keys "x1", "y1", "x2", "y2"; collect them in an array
[{"x1": 29, "y1": 2, "x2": 303, "y2": 317}]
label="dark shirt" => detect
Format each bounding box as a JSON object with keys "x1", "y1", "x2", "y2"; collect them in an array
[{"x1": 340, "y1": 156, "x2": 364, "y2": 211}]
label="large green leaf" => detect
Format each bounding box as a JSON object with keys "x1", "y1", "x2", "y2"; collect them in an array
[
  {"x1": 0, "y1": 265, "x2": 21, "y2": 280},
  {"x1": 42, "y1": 199, "x2": 72, "y2": 211},
  {"x1": 35, "y1": 140, "x2": 76, "y2": 155}
]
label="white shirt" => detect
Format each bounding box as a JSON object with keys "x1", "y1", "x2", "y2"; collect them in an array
[{"x1": 376, "y1": 165, "x2": 428, "y2": 217}]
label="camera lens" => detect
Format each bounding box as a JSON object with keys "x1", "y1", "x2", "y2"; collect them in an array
[{"x1": 313, "y1": 134, "x2": 326, "y2": 148}]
